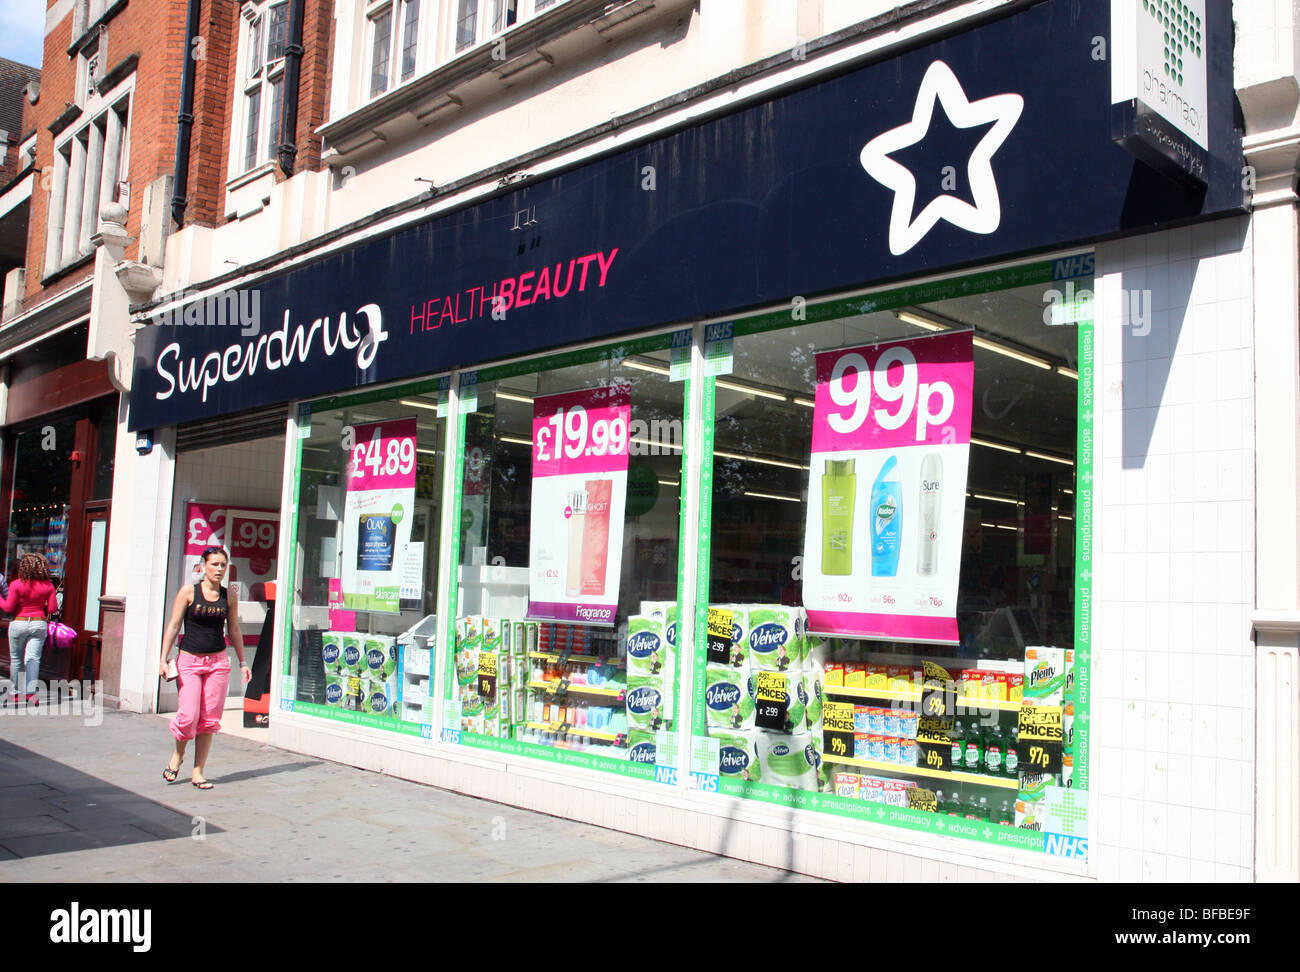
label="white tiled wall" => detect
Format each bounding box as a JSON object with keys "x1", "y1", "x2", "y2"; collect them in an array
[{"x1": 1093, "y1": 217, "x2": 1256, "y2": 882}]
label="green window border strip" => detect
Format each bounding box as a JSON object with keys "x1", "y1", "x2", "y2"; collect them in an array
[{"x1": 473, "y1": 332, "x2": 677, "y2": 385}]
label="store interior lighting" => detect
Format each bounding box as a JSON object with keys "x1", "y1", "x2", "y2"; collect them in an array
[
  {"x1": 714, "y1": 449, "x2": 810, "y2": 471},
  {"x1": 495, "y1": 390, "x2": 535, "y2": 404},
  {"x1": 971, "y1": 436, "x2": 1021, "y2": 455},
  {"x1": 624, "y1": 359, "x2": 670, "y2": 376},
  {"x1": 399, "y1": 398, "x2": 441, "y2": 411},
  {"x1": 715, "y1": 378, "x2": 788, "y2": 402},
  {"x1": 744, "y1": 490, "x2": 802, "y2": 503},
  {"x1": 498, "y1": 434, "x2": 533, "y2": 447}
]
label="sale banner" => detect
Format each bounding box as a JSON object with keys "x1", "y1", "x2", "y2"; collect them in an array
[
  {"x1": 802, "y1": 331, "x2": 973, "y2": 643},
  {"x1": 341, "y1": 417, "x2": 418, "y2": 613},
  {"x1": 528, "y1": 384, "x2": 630, "y2": 624},
  {"x1": 183, "y1": 502, "x2": 279, "y2": 598}
]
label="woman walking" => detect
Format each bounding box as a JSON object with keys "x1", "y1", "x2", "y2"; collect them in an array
[
  {"x1": 3, "y1": 553, "x2": 59, "y2": 705},
  {"x1": 159, "y1": 546, "x2": 249, "y2": 788}
]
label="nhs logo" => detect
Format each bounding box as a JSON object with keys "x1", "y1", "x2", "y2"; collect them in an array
[
  {"x1": 1051, "y1": 254, "x2": 1094, "y2": 281},
  {"x1": 1045, "y1": 833, "x2": 1089, "y2": 860}
]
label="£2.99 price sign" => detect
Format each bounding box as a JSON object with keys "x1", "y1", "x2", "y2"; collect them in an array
[
  {"x1": 803, "y1": 331, "x2": 973, "y2": 644},
  {"x1": 528, "y1": 384, "x2": 631, "y2": 625}
]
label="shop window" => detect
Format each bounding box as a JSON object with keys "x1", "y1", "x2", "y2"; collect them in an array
[
  {"x1": 6, "y1": 418, "x2": 76, "y2": 582},
  {"x1": 287, "y1": 382, "x2": 447, "y2": 732},
  {"x1": 446, "y1": 337, "x2": 685, "y2": 775},
  {"x1": 44, "y1": 98, "x2": 130, "y2": 274},
  {"x1": 692, "y1": 265, "x2": 1091, "y2": 857},
  {"x1": 233, "y1": 1, "x2": 287, "y2": 176}
]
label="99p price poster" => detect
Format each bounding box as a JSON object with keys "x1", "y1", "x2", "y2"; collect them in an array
[
  {"x1": 802, "y1": 331, "x2": 973, "y2": 643},
  {"x1": 528, "y1": 384, "x2": 630, "y2": 625},
  {"x1": 341, "y1": 417, "x2": 418, "y2": 613}
]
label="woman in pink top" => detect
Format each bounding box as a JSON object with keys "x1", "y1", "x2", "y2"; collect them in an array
[{"x1": 3, "y1": 553, "x2": 59, "y2": 705}]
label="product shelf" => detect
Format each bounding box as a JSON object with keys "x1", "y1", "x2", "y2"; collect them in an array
[
  {"x1": 528, "y1": 651, "x2": 623, "y2": 666},
  {"x1": 824, "y1": 753, "x2": 1019, "y2": 789},
  {"x1": 524, "y1": 721, "x2": 623, "y2": 742},
  {"x1": 529, "y1": 679, "x2": 626, "y2": 699},
  {"x1": 824, "y1": 684, "x2": 1022, "y2": 712}
]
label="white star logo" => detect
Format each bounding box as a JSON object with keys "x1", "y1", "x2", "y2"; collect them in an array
[{"x1": 860, "y1": 60, "x2": 1024, "y2": 256}]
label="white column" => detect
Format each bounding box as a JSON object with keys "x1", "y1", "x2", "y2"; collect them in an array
[
  {"x1": 97, "y1": 109, "x2": 123, "y2": 222},
  {"x1": 79, "y1": 120, "x2": 104, "y2": 254},
  {"x1": 61, "y1": 134, "x2": 87, "y2": 266},
  {"x1": 43, "y1": 149, "x2": 68, "y2": 274}
]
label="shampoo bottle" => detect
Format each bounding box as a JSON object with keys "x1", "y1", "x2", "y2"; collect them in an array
[
  {"x1": 870, "y1": 455, "x2": 901, "y2": 577},
  {"x1": 821, "y1": 458, "x2": 856, "y2": 576},
  {"x1": 916, "y1": 453, "x2": 942, "y2": 576}
]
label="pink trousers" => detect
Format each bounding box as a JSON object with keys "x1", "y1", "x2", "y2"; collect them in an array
[{"x1": 169, "y1": 651, "x2": 230, "y2": 741}]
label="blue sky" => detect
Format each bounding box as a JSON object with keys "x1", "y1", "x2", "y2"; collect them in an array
[{"x1": 1, "y1": 0, "x2": 46, "y2": 69}]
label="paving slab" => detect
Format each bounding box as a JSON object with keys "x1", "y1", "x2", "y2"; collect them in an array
[{"x1": 0, "y1": 708, "x2": 818, "y2": 882}]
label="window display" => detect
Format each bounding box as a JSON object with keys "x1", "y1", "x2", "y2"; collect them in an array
[
  {"x1": 691, "y1": 262, "x2": 1091, "y2": 858},
  {"x1": 444, "y1": 337, "x2": 686, "y2": 777},
  {"x1": 283, "y1": 380, "x2": 447, "y2": 735}
]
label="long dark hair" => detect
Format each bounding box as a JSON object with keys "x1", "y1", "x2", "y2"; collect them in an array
[{"x1": 16, "y1": 553, "x2": 51, "y2": 582}]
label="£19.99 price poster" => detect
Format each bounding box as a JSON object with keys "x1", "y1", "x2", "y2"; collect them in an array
[
  {"x1": 802, "y1": 331, "x2": 973, "y2": 643},
  {"x1": 528, "y1": 384, "x2": 631, "y2": 625},
  {"x1": 341, "y1": 417, "x2": 418, "y2": 613}
]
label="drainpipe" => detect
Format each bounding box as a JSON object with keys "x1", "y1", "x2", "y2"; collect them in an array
[
  {"x1": 278, "y1": 0, "x2": 306, "y2": 177},
  {"x1": 170, "y1": 0, "x2": 201, "y2": 227}
]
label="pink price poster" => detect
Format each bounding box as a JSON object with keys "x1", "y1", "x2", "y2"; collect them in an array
[
  {"x1": 183, "y1": 503, "x2": 279, "y2": 598},
  {"x1": 802, "y1": 331, "x2": 973, "y2": 643},
  {"x1": 527, "y1": 384, "x2": 631, "y2": 625},
  {"x1": 340, "y1": 417, "x2": 418, "y2": 613}
]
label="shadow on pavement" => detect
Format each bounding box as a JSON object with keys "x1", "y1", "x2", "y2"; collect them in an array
[
  {"x1": 211, "y1": 760, "x2": 323, "y2": 785},
  {"x1": 0, "y1": 738, "x2": 224, "y2": 860}
]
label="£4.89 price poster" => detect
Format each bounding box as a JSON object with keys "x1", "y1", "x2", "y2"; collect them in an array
[
  {"x1": 802, "y1": 331, "x2": 973, "y2": 643},
  {"x1": 528, "y1": 383, "x2": 631, "y2": 625},
  {"x1": 341, "y1": 417, "x2": 418, "y2": 613}
]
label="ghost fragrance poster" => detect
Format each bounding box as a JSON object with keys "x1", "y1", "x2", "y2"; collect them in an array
[
  {"x1": 802, "y1": 332, "x2": 973, "y2": 643},
  {"x1": 527, "y1": 384, "x2": 630, "y2": 625},
  {"x1": 341, "y1": 418, "x2": 418, "y2": 613}
]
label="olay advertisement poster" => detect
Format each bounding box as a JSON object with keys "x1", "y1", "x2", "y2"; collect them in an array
[
  {"x1": 341, "y1": 418, "x2": 418, "y2": 613},
  {"x1": 527, "y1": 384, "x2": 631, "y2": 625},
  {"x1": 802, "y1": 332, "x2": 973, "y2": 643}
]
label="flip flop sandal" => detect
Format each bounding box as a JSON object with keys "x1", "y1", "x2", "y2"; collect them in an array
[
  {"x1": 163, "y1": 764, "x2": 181, "y2": 783},
  {"x1": 191, "y1": 779, "x2": 214, "y2": 790}
]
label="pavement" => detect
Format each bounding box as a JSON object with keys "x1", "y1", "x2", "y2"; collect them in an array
[{"x1": 0, "y1": 701, "x2": 816, "y2": 883}]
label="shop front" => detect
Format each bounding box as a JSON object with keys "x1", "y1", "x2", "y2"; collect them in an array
[{"x1": 127, "y1": 0, "x2": 1246, "y2": 878}]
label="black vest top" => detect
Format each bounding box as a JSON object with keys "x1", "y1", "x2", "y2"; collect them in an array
[{"x1": 182, "y1": 583, "x2": 229, "y2": 655}]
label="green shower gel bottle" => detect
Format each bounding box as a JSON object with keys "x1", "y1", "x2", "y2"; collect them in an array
[{"x1": 821, "y1": 458, "x2": 856, "y2": 576}]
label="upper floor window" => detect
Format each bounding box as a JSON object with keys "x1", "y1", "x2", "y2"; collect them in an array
[
  {"x1": 367, "y1": 0, "x2": 421, "y2": 98},
  {"x1": 455, "y1": 0, "x2": 558, "y2": 53},
  {"x1": 44, "y1": 97, "x2": 131, "y2": 277},
  {"x1": 234, "y1": 1, "x2": 288, "y2": 175}
]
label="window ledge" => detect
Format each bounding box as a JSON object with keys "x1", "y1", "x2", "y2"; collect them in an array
[
  {"x1": 67, "y1": 0, "x2": 130, "y2": 56},
  {"x1": 226, "y1": 161, "x2": 279, "y2": 193},
  {"x1": 40, "y1": 251, "x2": 96, "y2": 288},
  {"x1": 319, "y1": 0, "x2": 685, "y2": 156},
  {"x1": 49, "y1": 104, "x2": 84, "y2": 139}
]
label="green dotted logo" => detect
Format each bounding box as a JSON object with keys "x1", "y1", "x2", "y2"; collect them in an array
[{"x1": 1143, "y1": 0, "x2": 1201, "y2": 87}]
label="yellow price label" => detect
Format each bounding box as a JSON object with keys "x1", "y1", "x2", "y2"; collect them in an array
[
  {"x1": 479, "y1": 652, "x2": 498, "y2": 678},
  {"x1": 707, "y1": 608, "x2": 734, "y2": 641},
  {"x1": 1018, "y1": 705, "x2": 1064, "y2": 742},
  {"x1": 829, "y1": 736, "x2": 848, "y2": 756},
  {"x1": 906, "y1": 788, "x2": 939, "y2": 813},
  {"x1": 924, "y1": 694, "x2": 947, "y2": 716},
  {"x1": 924, "y1": 748, "x2": 944, "y2": 769},
  {"x1": 824, "y1": 701, "x2": 854, "y2": 733},
  {"x1": 755, "y1": 672, "x2": 788, "y2": 704}
]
